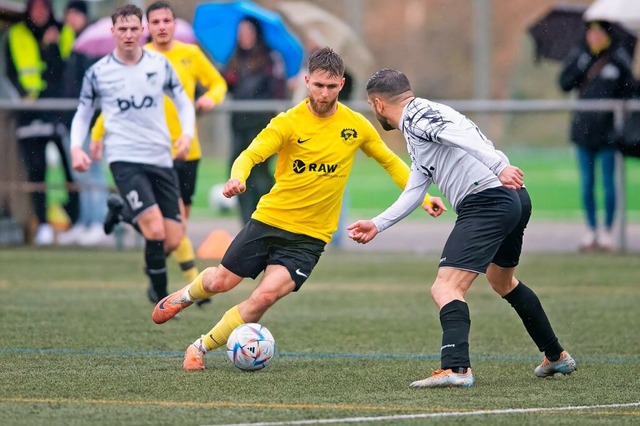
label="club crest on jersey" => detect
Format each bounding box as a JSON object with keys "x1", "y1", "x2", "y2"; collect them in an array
[
  {"x1": 340, "y1": 128, "x2": 358, "y2": 146},
  {"x1": 292, "y1": 159, "x2": 339, "y2": 174},
  {"x1": 146, "y1": 72, "x2": 158, "y2": 85}
]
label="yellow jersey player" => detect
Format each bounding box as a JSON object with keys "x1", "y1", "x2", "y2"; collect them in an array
[
  {"x1": 151, "y1": 47, "x2": 446, "y2": 371},
  {"x1": 93, "y1": 1, "x2": 227, "y2": 303}
]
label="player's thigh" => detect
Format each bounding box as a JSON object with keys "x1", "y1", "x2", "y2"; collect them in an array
[
  {"x1": 431, "y1": 267, "x2": 478, "y2": 307},
  {"x1": 163, "y1": 217, "x2": 184, "y2": 249},
  {"x1": 250, "y1": 264, "x2": 297, "y2": 305},
  {"x1": 136, "y1": 205, "x2": 166, "y2": 240}
]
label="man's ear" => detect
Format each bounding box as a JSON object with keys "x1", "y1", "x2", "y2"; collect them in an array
[{"x1": 374, "y1": 97, "x2": 384, "y2": 113}]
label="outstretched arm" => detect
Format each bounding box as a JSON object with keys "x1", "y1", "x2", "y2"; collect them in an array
[{"x1": 347, "y1": 220, "x2": 379, "y2": 244}]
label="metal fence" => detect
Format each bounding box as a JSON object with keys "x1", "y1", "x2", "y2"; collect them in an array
[{"x1": 0, "y1": 98, "x2": 638, "y2": 250}]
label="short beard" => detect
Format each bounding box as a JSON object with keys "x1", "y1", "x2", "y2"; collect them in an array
[
  {"x1": 309, "y1": 96, "x2": 337, "y2": 116},
  {"x1": 378, "y1": 117, "x2": 395, "y2": 131}
]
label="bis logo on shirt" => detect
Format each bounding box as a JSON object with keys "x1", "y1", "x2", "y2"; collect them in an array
[
  {"x1": 292, "y1": 159, "x2": 338, "y2": 174},
  {"x1": 117, "y1": 95, "x2": 155, "y2": 112}
]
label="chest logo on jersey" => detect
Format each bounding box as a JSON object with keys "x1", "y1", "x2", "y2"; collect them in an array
[
  {"x1": 340, "y1": 128, "x2": 358, "y2": 146},
  {"x1": 292, "y1": 159, "x2": 339, "y2": 174},
  {"x1": 117, "y1": 95, "x2": 155, "y2": 112}
]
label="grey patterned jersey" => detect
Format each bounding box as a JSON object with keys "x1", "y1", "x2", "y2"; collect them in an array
[
  {"x1": 372, "y1": 97, "x2": 510, "y2": 233},
  {"x1": 70, "y1": 50, "x2": 195, "y2": 168}
]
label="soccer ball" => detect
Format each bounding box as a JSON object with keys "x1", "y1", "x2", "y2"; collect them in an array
[
  {"x1": 208, "y1": 183, "x2": 237, "y2": 213},
  {"x1": 226, "y1": 323, "x2": 276, "y2": 371}
]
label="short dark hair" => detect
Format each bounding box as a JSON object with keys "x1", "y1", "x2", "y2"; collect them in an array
[
  {"x1": 146, "y1": 1, "x2": 175, "y2": 20},
  {"x1": 308, "y1": 47, "x2": 345, "y2": 78},
  {"x1": 111, "y1": 4, "x2": 143, "y2": 25},
  {"x1": 366, "y1": 68, "x2": 412, "y2": 98},
  {"x1": 66, "y1": 0, "x2": 87, "y2": 16}
]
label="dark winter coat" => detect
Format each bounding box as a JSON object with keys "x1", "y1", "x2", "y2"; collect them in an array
[{"x1": 559, "y1": 43, "x2": 635, "y2": 149}]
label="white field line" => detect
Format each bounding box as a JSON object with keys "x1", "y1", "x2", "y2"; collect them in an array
[{"x1": 213, "y1": 401, "x2": 640, "y2": 426}]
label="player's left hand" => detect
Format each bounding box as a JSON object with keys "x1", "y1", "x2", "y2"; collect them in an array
[
  {"x1": 347, "y1": 220, "x2": 379, "y2": 244},
  {"x1": 423, "y1": 196, "x2": 447, "y2": 218},
  {"x1": 71, "y1": 146, "x2": 91, "y2": 172},
  {"x1": 195, "y1": 95, "x2": 216, "y2": 111},
  {"x1": 498, "y1": 165, "x2": 524, "y2": 190},
  {"x1": 174, "y1": 135, "x2": 192, "y2": 160}
]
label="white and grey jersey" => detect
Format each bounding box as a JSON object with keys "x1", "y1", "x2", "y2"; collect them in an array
[
  {"x1": 372, "y1": 97, "x2": 510, "y2": 233},
  {"x1": 70, "y1": 50, "x2": 195, "y2": 168}
]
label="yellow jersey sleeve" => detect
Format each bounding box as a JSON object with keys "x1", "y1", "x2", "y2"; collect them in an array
[
  {"x1": 193, "y1": 46, "x2": 227, "y2": 105},
  {"x1": 91, "y1": 113, "x2": 106, "y2": 142}
]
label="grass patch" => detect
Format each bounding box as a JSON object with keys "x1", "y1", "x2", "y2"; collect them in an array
[{"x1": 1, "y1": 248, "x2": 639, "y2": 425}]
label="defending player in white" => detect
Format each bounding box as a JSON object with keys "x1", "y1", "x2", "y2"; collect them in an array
[{"x1": 348, "y1": 69, "x2": 576, "y2": 388}]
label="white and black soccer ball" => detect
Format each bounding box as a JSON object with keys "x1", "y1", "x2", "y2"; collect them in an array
[
  {"x1": 226, "y1": 323, "x2": 276, "y2": 371},
  {"x1": 208, "y1": 183, "x2": 237, "y2": 213}
]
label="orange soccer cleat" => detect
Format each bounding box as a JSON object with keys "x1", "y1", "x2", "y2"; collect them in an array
[{"x1": 152, "y1": 286, "x2": 193, "y2": 324}]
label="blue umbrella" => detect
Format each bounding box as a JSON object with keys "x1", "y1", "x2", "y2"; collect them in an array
[{"x1": 193, "y1": 1, "x2": 304, "y2": 79}]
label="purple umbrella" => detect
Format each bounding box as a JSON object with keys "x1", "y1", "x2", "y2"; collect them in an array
[{"x1": 73, "y1": 16, "x2": 197, "y2": 58}]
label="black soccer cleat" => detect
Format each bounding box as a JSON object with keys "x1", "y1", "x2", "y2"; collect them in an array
[
  {"x1": 147, "y1": 280, "x2": 160, "y2": 304},
  {"x1": 103, "y1": 194, "x2": 124, "y2": 235}
]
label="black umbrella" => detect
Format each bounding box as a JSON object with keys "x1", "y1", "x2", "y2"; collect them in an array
[{"x1": 528, "y1": 4, "x2": 637, "y2": 62}]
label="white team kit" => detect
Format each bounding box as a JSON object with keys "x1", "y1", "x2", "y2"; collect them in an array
[
  {"x1": 372, "y1": 97, "x2": 512, "y2": 232},
  {"x1": 69, "y1": 50, "x2": 195, "y2": 167}
]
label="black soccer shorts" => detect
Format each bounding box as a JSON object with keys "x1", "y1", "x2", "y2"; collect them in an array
[
  {"x1": 221, "y1": 219, "x2": 326, "y2": 291},
  {"x1": 110, "y1": 161, "x2": 182, "y2": 223},
  {"x1": 440, "y1": 187, "x2": 531, "y2": 274}
]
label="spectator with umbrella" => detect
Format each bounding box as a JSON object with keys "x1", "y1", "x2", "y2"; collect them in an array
[
  {"x1": 559, "y1": 20, "x2": 635, "y2": 252},
  {"x1": 222, "y1": 16, "x2": 287, "y2": 225}
]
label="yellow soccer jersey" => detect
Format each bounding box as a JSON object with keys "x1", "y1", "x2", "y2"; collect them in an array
[
  {"x1": 91, "y1": 41, "x2": 227, "y2": 161},
  {"x1": 231, "y1": 100, "x2": 417, "y2": 243}
]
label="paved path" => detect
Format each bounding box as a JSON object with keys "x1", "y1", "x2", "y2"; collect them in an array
[{"x1": 176, "y1": 217, "x2": 640, "y2": 254}]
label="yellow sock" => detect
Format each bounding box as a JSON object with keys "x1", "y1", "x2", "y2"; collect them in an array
[
  {"x1": 173, "y1": 236, "x2": 199, "y2": 283},
  {"x1": 187, "y1": 270, "x2": 216, "y2": 300},
  {"x1": 201, "y1": 305, "x2": 244, "y2": 351}
]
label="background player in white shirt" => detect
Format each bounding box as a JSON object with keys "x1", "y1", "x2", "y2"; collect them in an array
[
  {"x1": 69, "y1": 4, "x2": 195, "y2": 303},
  {"x1": 348, "y1": 68, "x2": 576, "y2": 388}
]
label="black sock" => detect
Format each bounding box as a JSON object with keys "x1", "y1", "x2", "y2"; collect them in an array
[
  {"x1": 145, "y1": 240, "x2": 168, "y2": 300},
  {"x1": 503, "y1": 281, "x2": 564, "y2": 361},
  {"x1": 439, "y1": 300, "x2": 471, "y2": 370}
]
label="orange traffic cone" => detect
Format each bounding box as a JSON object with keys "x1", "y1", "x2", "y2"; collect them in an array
[{"x1": 197, "y1": 229, "x2": 233, "y2": 259}]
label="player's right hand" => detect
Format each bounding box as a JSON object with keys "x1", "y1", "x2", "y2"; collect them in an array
[
  {"x1": 223, "y1": 178, "x2": 246, "y2": 198},
  {"x1": 71, "y1": 146, "x2": 91, "y2": 172},
  {"x1": 347, "y1": 220, "x2": 379, "y2": 244}
]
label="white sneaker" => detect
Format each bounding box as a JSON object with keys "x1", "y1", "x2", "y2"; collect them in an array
[
  {"x1": 579, "y1": 230, "x2": 597, "y2": 252},
  {"x1": 57, "y1": 224, "x2": 85, "y2": 246},
  {"x1": 34, "y1": 223, "x2": 54, "y2": 246},
  {"x1": 77, "y1": 224, "x2": 107, "y2": 246},
  {"x1": 598, "y1": 229, "x2": 615, "y2": 252}
]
